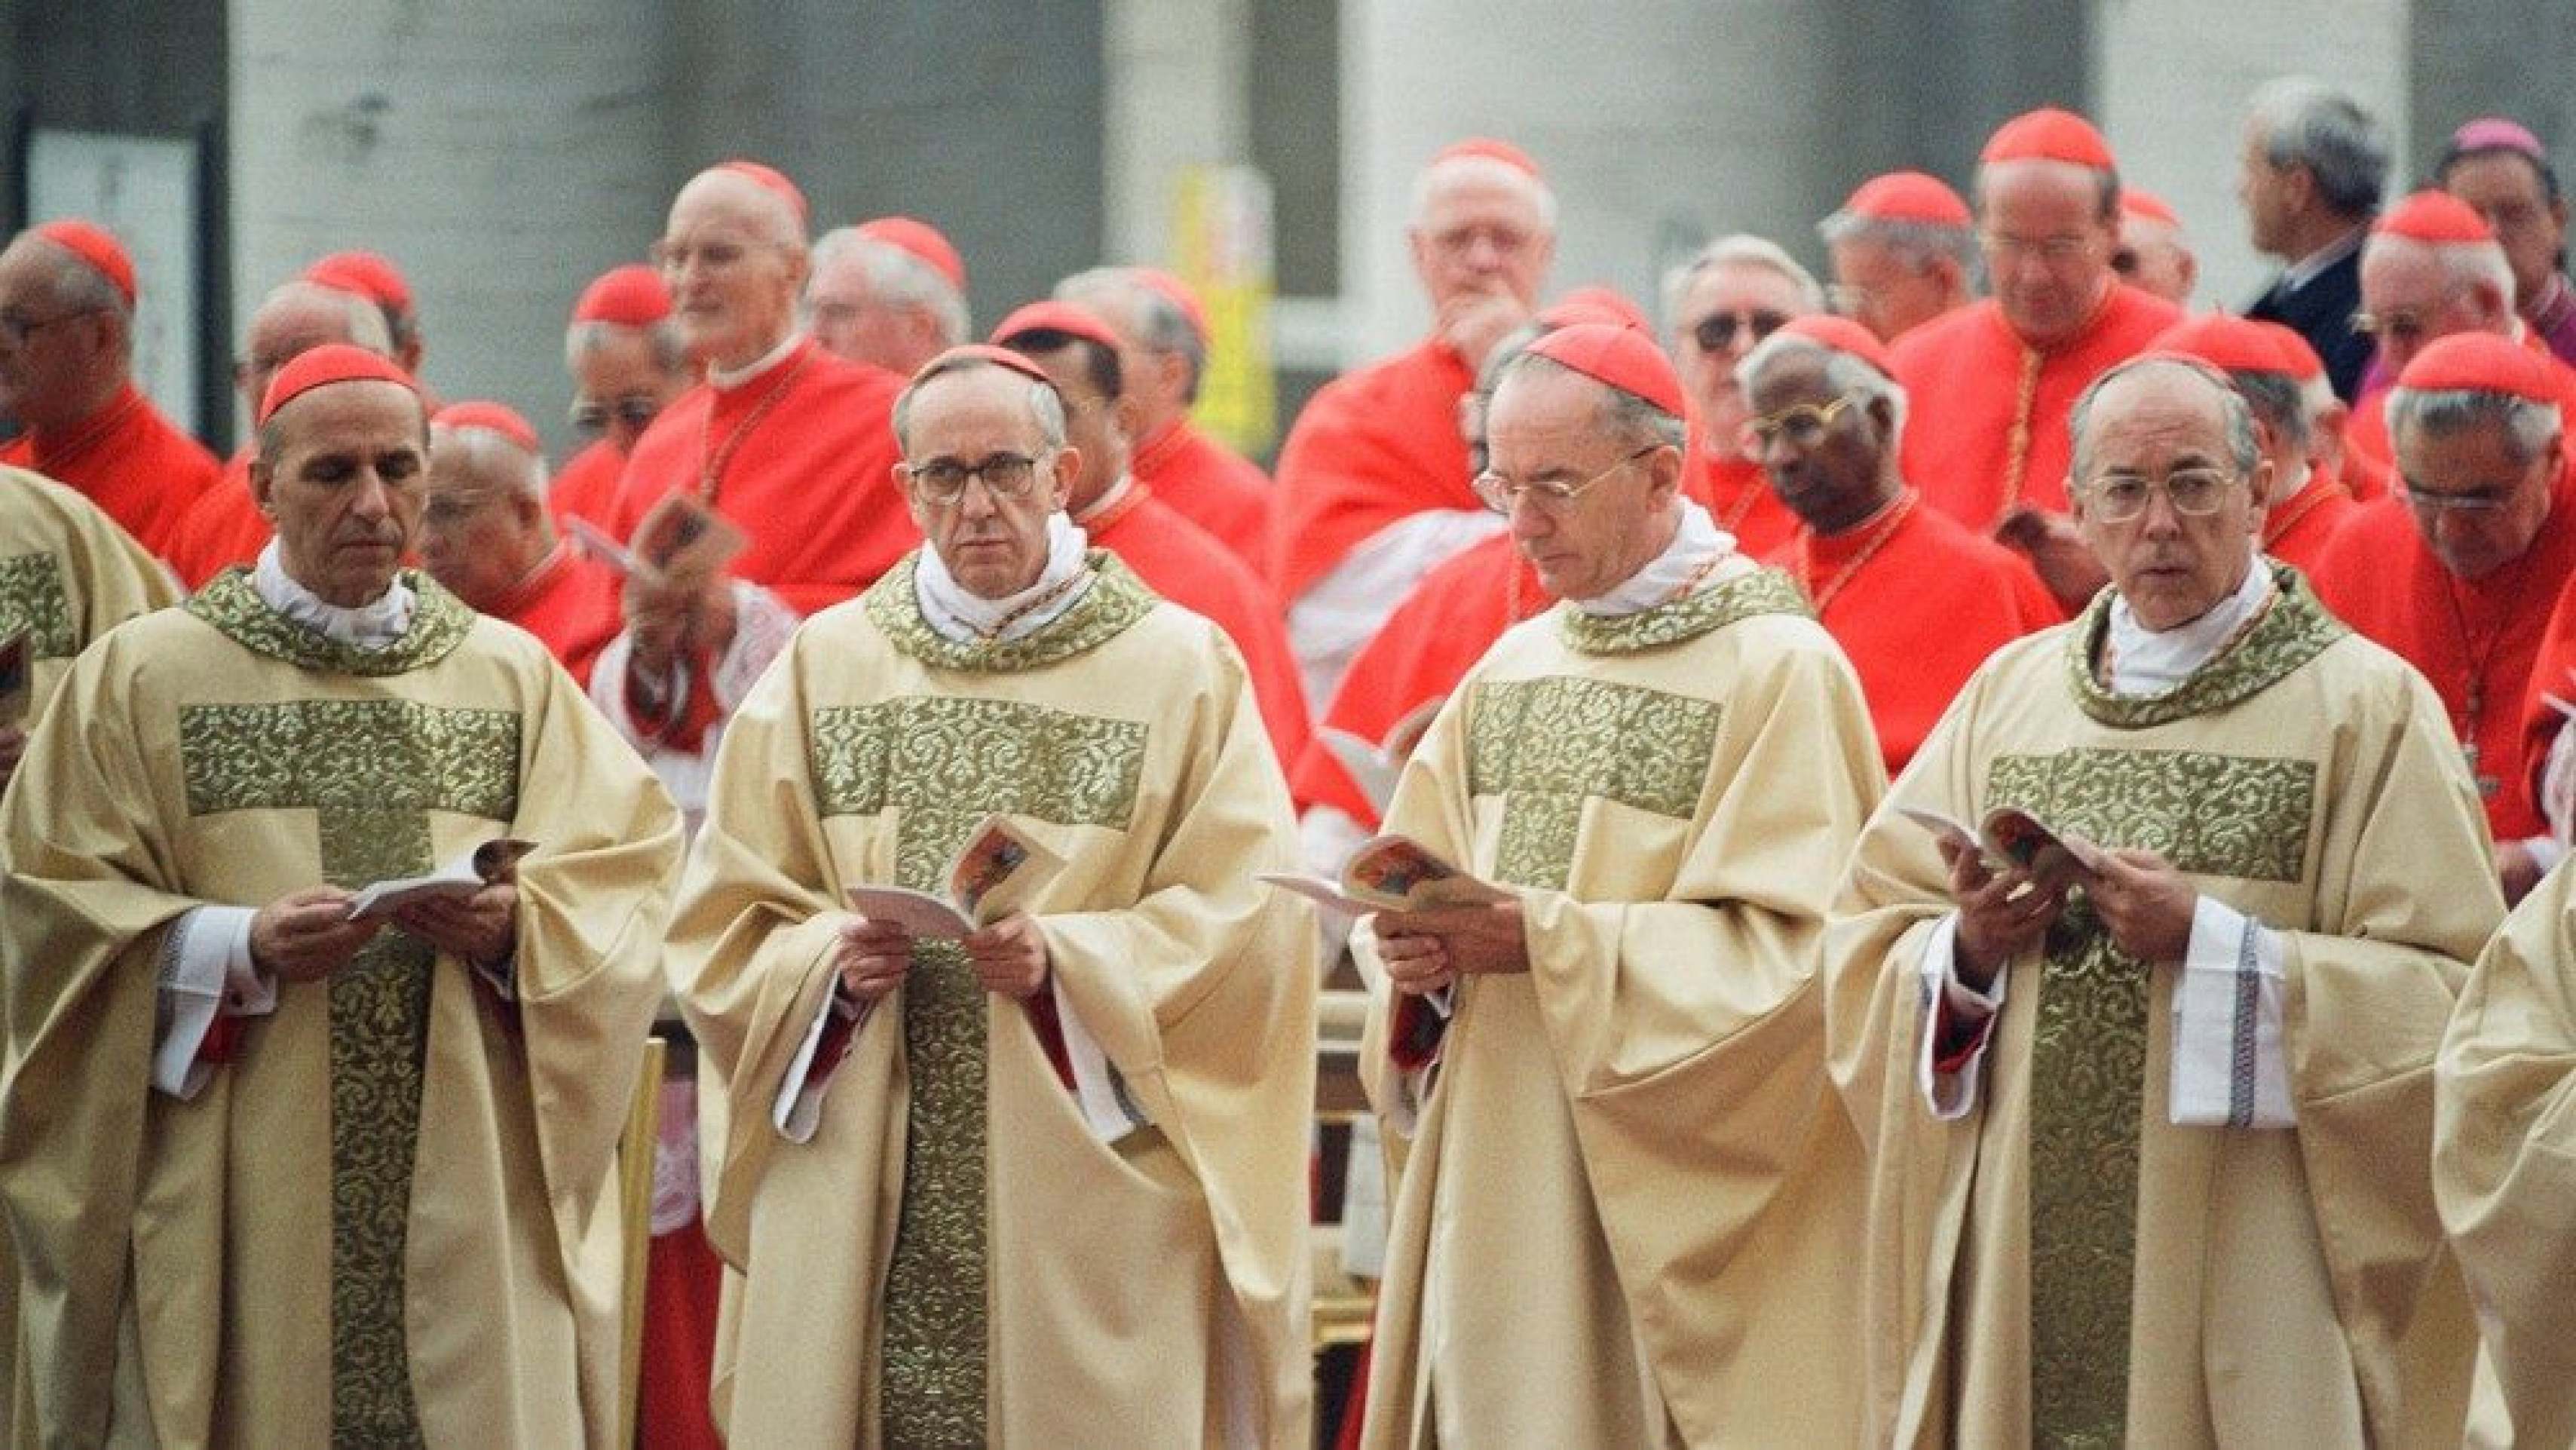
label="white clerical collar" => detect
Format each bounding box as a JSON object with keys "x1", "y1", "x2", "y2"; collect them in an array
[
  {"x1": 252, "y1": 539, "x2": 415, "y2": 650},
  {"x1": 914, "y1": 511, "x2": 1095, "y2": 643},
  {"x1": 2282, "y1": 225, "x2": 2366, "y2": 292},
  {"x1": 2106, "y1": 558, "x2": 2272, "y2": 697},
  {"x1": 1070, "y1": 474, "x2": 1135, "y2": 526},
  {"x1": 1573, "y1": 500, "x2": 1735, "y2": 617},
  {"x1": 706, "y1": 330, "x2": 806, "y2": 391}
]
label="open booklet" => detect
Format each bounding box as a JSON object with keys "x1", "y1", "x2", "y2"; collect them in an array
[
  {"x1": 564, "y1": 491, "x2": 747, "y2": 587},
  {"x1": 1899, "y1": 804, "x2": 2104, "y2": 890},
  {"x1": 0, "y1": 626, "x2": 29, "y2": 728},
  {"x1": 346, "y1": 838, "x2": 537, "y2": 920},
  {"x1": 844, "y1": 816, "x2": 1065, "y2": 939},
  {"x1": 1315, "y1": 695, "x2": 1446, "y2": 817},
  {"x1": 1259, "y1": 832, "x2": 1510, "y2": 918}
]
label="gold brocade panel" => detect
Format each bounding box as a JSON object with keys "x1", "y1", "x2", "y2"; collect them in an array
[
  {"x1": 0, "y1": 550, "x2": 74, "y2": 659},
  {"x1": 1466, "y1": 676, "x2": 1720, "y2": 891}
]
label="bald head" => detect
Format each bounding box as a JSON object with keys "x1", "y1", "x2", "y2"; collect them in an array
[
  {"x1": 240, "y1": 281, "x2": 394, "y2": 420},
  {"x1": 422, "y1": 416, "x2": 553, "y2": 610},
  {"x1": 1408, "y1": 154, "x2": 1557, "y2": 314},
  {"x1": 660, "y1": 167, "x2": 811, "y2": 371},
  {"x1": 670, "y1": 167, "x2": 807, "y2": 253},
  {"x1": 0, "y1": 233, "x2": 134, "y2": 428}
]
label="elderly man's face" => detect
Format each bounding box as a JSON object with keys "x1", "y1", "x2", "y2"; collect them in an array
[
  {"x1": 899, "y1": 367, "x2": 1076, "y2": 599},
  {"x1": 2237, "y1": 123, "x2": 2299, "y2": 257},
  {"x1": 1979, "y1": 161, "x2": 2118, "y2": 348},
  {"x1": 1017, "y1": 343, "x2": 1129, "y2": 513},
  {"x1": 1673, "y1": 262, "x2": 1812, "y2": 449},
  {"x1": 2072, "y1": 367, "x2": 2265, "y2": 631},
  {"x1": 2395, "y1": 415, "x2": 2560, "y2": 580},
  {"x1": 253, "y1": 380, "x2": 427, "y2": 609},
  {"x1": 419, "y1": 437, "x2": 546, "y2": 612},
  {"x1": 1744, "y1": 349, "x2": 1891, "y2": 532},
  {"x1": 1828, "y1": 236, "x2": 1956, "y2": 342},
  {"x1": 1484, "y1": 364, "x2": 1680, "y2": 602},
  {"x1": 657, "y1": 176, "x2": 805, "y2": 371},
  {"x1": 569, "y1": 326, "x2": 687, "y2": 455},
  {"x1": 2115, "y1": 216, "x2": 2196, "y2": 305},
  {"x1": 2446, "y1": 152, "x2": 2569, "y2": 307},
  {"x1": 806, "y1": 249, "x2": 936, "y2": 376},
  {"x1": 2360, "y1": 242, "x2": 2505, "y2": 375},
  {"x1": 0, "y1": 239, "x2": 111, "y2": 428},
  {"x1": 1408, "y1": 166, "x2": 1554, "y2": 314}
]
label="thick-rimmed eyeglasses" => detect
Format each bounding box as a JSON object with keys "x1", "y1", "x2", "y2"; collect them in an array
[
  {"x1": 2080, "y1": 467, "x2": 2241, "y2": 523},
  {"x1": 905, "y1": 451, "x2": 1049, "y2": 507},
  {"x1": 1473, "y1": 446, "x2": 1656, "y2": 514},
  {"x1": 1744, "y1": 393, "x2": 1859, "y2": 449},
  {"x1": 570, "y1": 396, "x2": 662, "y2": 436},
  {"x1": 1689, "y1": 309, "x2": 1788, "y2": 354}
]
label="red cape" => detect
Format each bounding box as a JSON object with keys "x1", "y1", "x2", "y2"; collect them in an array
[
  {"x1": 1, "y1": 382, "x2": 219, "y2": 562},
  {"x1": 487, "y1": 542, "x2": 621, "y2": 687},
  {"x1": 164, "y1": 449, "x2": 271, "y2": 590},
  {"x1": 2310, "y1": 463, "x2": 2576, "y2": 840},
  {"x1": 1269, "y1": 337, "x2": 1478, "y2": 602},
  {"x1": 1892, "y1": 286, "x2": 2181, "y2": 528},
  {"x1": 1132, "y1": 419, "x2": 1272, "y2": 572},
  {"x1": 549, "y1": 438, "x2": 626, "y2": 533},
  {"x1": 1695, "y1": 443, "x2": 1800, "y2": 562},
  {"x1": 2261, "y1": 472, "x2": 2360, "y2": 578}
]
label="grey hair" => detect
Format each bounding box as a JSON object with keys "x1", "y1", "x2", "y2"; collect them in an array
[
  {"x1": 1411, "y1": 153, "x2": 1560, "y2": 231},
  {"x1": 2247, "y1": 75, "x2": 2388, "y2": 218},
  {"x1": 430, "y1": 419, "x2": 549, "y2": 498},
  {"x1": 1734, "y1": 332, "x2": 1912, "y2": 440},
  {"x1": 260, "y1": 280, "x2": 394, "y2": 355},
  {"x1": 1494, "y1": 350, "x2": 1687, "y2": 452},
  {"x1": 2385, "y1": 387, "x2": 2565, "y2": 465},
  {"x1": 2227, "y1": 369, "x2": 2312, "y2": 452},
  {"x1": 1055, "y1": 266, "x2": 1208, "y2": 403},
  {"x1": 2361, "y1": 228, "x2": 2516, "y2": 299},
  {"x1": 2068, "y1": 354, "x2": 2262, "y2": 484},
  {"x1": 807, "y1": 226, "x2": 970, "y2": 344},
  {"x1": 891, "y1": 354, "x2": 1067, "y2": 456},
  {"x1": 1661, "y1": 234, "x2": 1826, "y2": 328},
  {"x1": 564, "y1": 316, "x2": 688, "y2": 372},
  {"x1": 1816, "y1": 211, "x2": 1980, "y2": 279}
]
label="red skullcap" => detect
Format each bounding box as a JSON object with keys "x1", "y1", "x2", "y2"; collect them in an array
[
  {"x1": 1840, "y1": 172, "x2": 1972, "y2": 228},
  {"x1": 2397, "y1": 331, "x2": 2561, "y2": 402},
  {"x1": 2247, "y1": 320, "x2": 2327, "y2": 382},
  {"x1": 1980, "y1": 108, "x2": 2117, "y2": 170},
  {"x1": 855, "y1": 216, "x2": 966, "y2": 290},
  {"x1": 32, "y1": 219, "x2": 136, "y2": 306},
  {"x1": 1131, "y1": 268, "x2": 1211, "y2": 342},
  {"x1": 1521, "y1": 321, "x2": 1686, "y2": 417},
  {"x1": 914, "y1": 343, "x2": 1057, "y2": 390},
  {"x1": 431, "y1": 400, "x2": 541, "y2": 454},
  {"x1": 1775, "y1": 314, "x2": 1898, "y2": 378},
  {"x1": 302, "y1": 250, "x2": 414, "y2": 313},
  {"x1": 571, "y1": 264, "x2": 670, "y2": 327},
  {"x1": 990, "y1": 300, "x2": 1126, "y2": 357},
  {"x1": 1432, "y1": 136, "x2": 1543, "y2": 180},
  {"x1": 2374, "y1": 190, "x2": 2495, "y2": 244},
  {"x1": 258, "y1": 343, "x2": 417, "y2": 425},
  {"x1": 1543, "y1": 285, "x2": 1652, "y2": 333},
  {"x1": 2149, "y1": 313, "x2": 2297, "y2": 378},
  {"x1": 715, "y1": 160, "x2": 809, "y2": 228},
  {"x1": 2120, "y1": 189, "x2": 2181, "y2": 226}
]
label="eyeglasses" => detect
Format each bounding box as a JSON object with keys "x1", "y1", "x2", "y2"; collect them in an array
[
  {"x1": 570, "y1": 396, "x2": 663, "y2": 436},
  {"x1": 1425, "y1": 224, "x2": 1539, "y2": 262},
  {"x1": 1743, "y1": 393, "x2": 1859, "y2": 449},
  {"x1": 648, "y1": 235, "x2": 775, "y2": 274},
  {"x1": 905, "y1": 451, "x2": 1050, "y2": 507},
  {"x1": 1473, "y1": 446, "x2": 1657, "y2": 514},
  {"x1": 2350, "y1": 310, "x2": 2433, "y2": 344},
  {"x1": 421, "y1": 491, "x2": 504, "y2": 527},
  {"x1": 0, "y1": 307, "x2": 103, "y2": 348},
  {"x1": 1981, "y1": 231, "x2": 2097, "y2": 265},
  {"x1": 2399, "y1": 480, "x2": 2518, "y2": 514},
  {"x1": 2080, "y1": 466, "x2": 2241, "y2": 523},
  {"x1": 1689, "y1": 309, "x2": 1789, "y2": 354}
]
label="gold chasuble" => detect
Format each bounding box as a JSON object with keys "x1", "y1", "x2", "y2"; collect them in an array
[
  {"x1": 1357, "y1": 564, "x2": 1886, "y2": 1449},
  {"x1": 1826, "y1": 565, "x2": 2498, "y2": 1449},
  {"x1": 672, "y1": 550, "x2": 1316, "y2": 1448},
  {"x1": 0, "y1": 570, "x2": 681, "y2": 1448},
  {"x1": 0, "y1": 463, "x2": 177, "y2": 710}
]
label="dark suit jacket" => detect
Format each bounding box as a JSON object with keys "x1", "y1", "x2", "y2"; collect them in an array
[{"x1": 2246, "y1": 244, "x2": 2372, "y2": 401}]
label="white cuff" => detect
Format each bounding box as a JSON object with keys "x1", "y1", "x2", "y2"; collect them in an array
[
  {"x1": 1052, "y1": 975, "x2": 1153, "y2": 1144},
  {"x1": 153, "y1": 906, "x2": 271, "y2": 1099},
  {"x1": 1916, "y1": 912, "x2": 2008, "y2": 1120},
  {"x1": 2520, "y1": 835, "x2": 2568, "y2": 876},
  {"x1": 2169, "y1": 897, "x2": 2292, "y2": 1129},
  {"x1": 711, "y1": 581, "x2": 798, "y2": 710},
  {"x1": 773, "y1": 983, "x2": 868, "y2": 1145}
]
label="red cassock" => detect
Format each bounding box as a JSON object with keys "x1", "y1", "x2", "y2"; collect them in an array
[
  {"x1": 1891, "y1": 287, "x2": 2181, "y2": 527},
  {"x1": 1131, "y1": 418, "x2": 1273, "y2": 572},
  {"x1": 1695, "y1": 443, "x2": 1800, "y2": 562},
  {"x1": 608, "y1": 339, "x2": 916, "y2": 616},
  {"x1": 1763, "y1": 493, "x2": 2060, "y2": 774},
  {"x1": 485, "y1": 542, "x2": 620, "y2": 688},
  {"x1": 2261, "y1": 472, "x2": 2361, "y2": 578},
  {"x1": 163, "y1": 449, "x2": 271, "y2": 590},
  {"x1": 547, "y1": 437, "x2": 626, "y2": 534},
  {"x1": 2308, "y1": 464, "x2": 2576, "y2": 841},
  {"x1": 1, "y1": 382, "x2": 220, "y2": 561},
  {"x1": 1269, "y1": 337, "x2": 1479, "y2": 602},
  {"x1": 1291, "y1": 532, "x2": 1544, "y2": 829},
  {"x1": 1085, "y1": 483, "x2": 1313, "y2": 781}
]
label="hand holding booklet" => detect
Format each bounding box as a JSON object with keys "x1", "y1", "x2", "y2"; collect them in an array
[
  {"x1": 844, "y1": 816, "x2": 1064, "y2": 939},
  {"x1": 1898, "y1": 805, "x2": 2105, "y2": 890},
  {"x1": 565, "y1": 492, "x2": 746, "y2": 587},
  {"x1": 346, "y1": 838, "x2": 536, "y2": 920},
  {"x1": 1258, "y1": 833, "x2": 1510, "y2": 918}
]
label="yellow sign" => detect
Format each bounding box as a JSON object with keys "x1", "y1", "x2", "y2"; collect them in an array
[{"x1": 1172, "y1": 164, "x2": 1276, "y2": 454}]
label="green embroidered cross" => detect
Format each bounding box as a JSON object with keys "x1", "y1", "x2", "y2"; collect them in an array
[
  {"x1": 811, "y1": 694, "x2": 1147, "y2": 1447},
  {"x1": 1466, "y1": 676, "x2": 1721, "y2": 890},
  {"x1": 181, "y1": 698, "x2": 519, "y2": 1448}
]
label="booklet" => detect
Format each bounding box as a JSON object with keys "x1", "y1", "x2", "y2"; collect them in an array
[
  {"x1": 844, "y1": 816, "x2": 1065, "y2": 940},
  {"x1": 565, "y1": 493, "x2": 747, "y2": 587},
  {"x1": 0, "y1": 626, "x2": 29, "y2": 728},
  {"x1": 1258, "y1": 832, "x2": 1511, "y2": 918},
  {"x1": 346, "y1": 837, "x2": 537, "y2": 920},
  {"x1": 1898, "y1": 805, "x2": 2104, "y2": 889},
  {"x1": 1316, "y1": 696, "x2": 1447, "y2": 817}
]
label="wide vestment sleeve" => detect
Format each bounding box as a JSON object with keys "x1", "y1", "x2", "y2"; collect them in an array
[{"x1": 2437, "y1": 857, "x2": 2576, "y2": 1450}]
